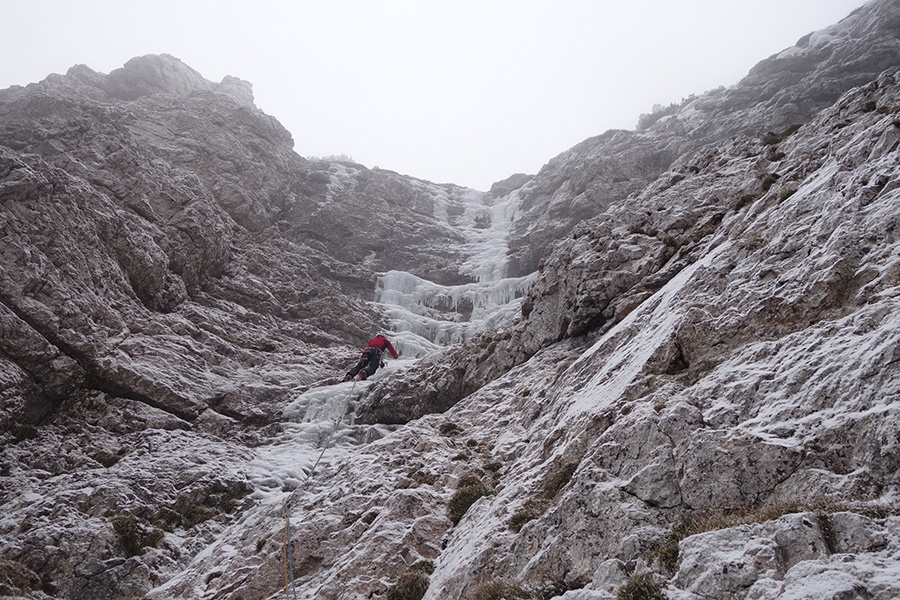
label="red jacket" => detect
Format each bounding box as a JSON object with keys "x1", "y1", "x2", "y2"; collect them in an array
[{"x1": 367, "y1": 335, "x2": 398, "y2": 359}]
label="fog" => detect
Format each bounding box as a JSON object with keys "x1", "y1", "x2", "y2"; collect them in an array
[{"x1": 0, "y1": 0, "x2": 870, "y2": 190}]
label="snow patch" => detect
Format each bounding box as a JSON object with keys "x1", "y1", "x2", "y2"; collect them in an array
[{"x1": 566, "y1": 242, "x2": 731, "y2": 418}]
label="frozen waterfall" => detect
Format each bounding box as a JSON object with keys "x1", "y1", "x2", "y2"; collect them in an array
[
  {"x1": 374, "y1": 269, "x2": 535, "y2": 349},
  {"x1": 279, "y1": 184, "x2": 532, "y2": 444},
  {"x1": 373, "y1": 185, "x2": 533, "y2": 352}
]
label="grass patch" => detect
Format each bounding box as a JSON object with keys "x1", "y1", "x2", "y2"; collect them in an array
[
  {"x1": 458, "y1": 473, "x2": 484, "y2": 489},
  {"x1": 154, "y1": 507, "x2": 182, "y2": 531},
  {"x1": 153, "y1": 499, "x2": 215, "y2": 530},
  {"x1": 449, "y1": 475, "x2": 491, "y2": 525},
  {"x1": 652, "y1": 500, "x2": 900, "y2": 573},
  {"x1": 652, "y1": 509, "x2": 775, "y2": 573},
  {"x1": 387, "y1": 562, "x2": 434, "y2": 600},
  {"x1": 470, "y1": 582, "x2": 533, "y2": 600},
  {"x1": 508, "y1": 498, "x2": 551, "y2": 533},
  {"x1": 652, "y1": 519, "x2": 701, "y2": 573},
  {"x1": 112, "y1": 516, "x2": 142, "y2": 556},
  {"x1": 155, "y1": 480, "x2": 251, "y2": 530},
  {"x1": 144, "y1": 528, "x2": 164, "y2": 547},
  {"x1": 174, "y1": 497, "x2": 218, "y2": 527},
  {"x1": 439, "y1": 422, "x2": 461, "y2": 436},
  {"x1": 617, "y1": 575, "x2": 665, "y2": 600},
  {"x1": 387, "y1": 571, "x2": 429, "y2": 600},
  {"x1": 112, "y1": 515, "x2": 164, "y2": 557},
  {"x1": 506, "y1": 460, "x2": 578, "y2": 532}
]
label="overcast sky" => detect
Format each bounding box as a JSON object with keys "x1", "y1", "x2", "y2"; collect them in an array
[{"x1": 1, "y1": 1, "x2": 871, "y2": 190}]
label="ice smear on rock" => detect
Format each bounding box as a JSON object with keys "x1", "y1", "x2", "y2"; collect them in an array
[
  {"x1": 373, "y1": 184, "x2": 533, "y2": 347},
  {"x1": 374, "y1": 270, "x2": 535, "y2": 347},
  {"x1": 231, "y1": 168, "x2": 533, "y2": 578}
]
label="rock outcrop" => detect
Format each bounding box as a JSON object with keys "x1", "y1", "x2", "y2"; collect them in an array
[
  {"x1": 3, "y1": 2, "x2": 900, "y2": 600},
  {"x1": 0, "y1": 53, "x2": 511, "y2": 599},
  {"x1": 358, "y1": 0, "x2": 900, "y2": 426},
  {"x1": 0, "y1": 52, "x2": 522, "y2": 431},
  {"x1": 312, "y1": 65, "x2": 900, "y2": 600},
  {"x1": 504, "y1": 0, "x2": 900, "y2": 278}
]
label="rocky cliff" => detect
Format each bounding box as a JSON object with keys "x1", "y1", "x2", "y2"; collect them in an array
[
  {"x1": 2, "y1": 1, "x2": 900, "y2": 600},
  {"x1": 358, "y1": 0, "x2": 900, "y2": 426},
  {"x1": 0, "y1": 52, "x2": 508, "y2": 599},
  {"x1": 504, "y1": 0, "x2": 900, "y2": 278}
]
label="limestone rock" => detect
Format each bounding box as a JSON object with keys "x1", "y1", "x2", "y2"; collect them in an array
[
  {"x1": 505, "y1": 0, "x2": 900, "y2": 278},
  {"x1": 372, "y1": 52, "x2": 900, "y2": 600},
  {"x1": 3, "y1": 2, "x2": 900, "y2": 599},
  {"x1": 671, "y1": 513, "x2": 900, "y2": 599}
]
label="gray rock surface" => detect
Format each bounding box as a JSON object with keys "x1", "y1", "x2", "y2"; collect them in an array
[
  {"x1": 363, "y1": 52, "x2": 900, "y2": 600},
  {"x1": 504, "y1": 0, "x2": 900, "y2": 277},
  {"x1": 2, "y1": 2, "x2": 900, "y2": 600},
  {"x1": 356, "y1": 0, "x2": 900, "y2": 426},
  {"x1": 0, "y1": 53, "x2": 507, "y2": 599}
]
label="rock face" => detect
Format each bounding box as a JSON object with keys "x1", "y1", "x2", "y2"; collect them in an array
[
  {"x1": 0, "y1": 53, "x2": 514, "y2": 599},
  {"x1": 504, "y1": 0, "x2": 900, "y2": 278},
  {"x1": 0, "y1": 52, "x2": 518, "y2": 431},
  {"x1": 356, "y1": 64, "x2": 900, "y2": 600},
  {"x1": 2, "y1": 2, "x2": 900, "y2": 600},
  {"x1": 358, "y1": 0, "x2": 900, "y2": 426}
]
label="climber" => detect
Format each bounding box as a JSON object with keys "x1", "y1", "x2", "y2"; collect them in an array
[{"x1": 343, "y1": 334, "x2": 399, "y2": 381}]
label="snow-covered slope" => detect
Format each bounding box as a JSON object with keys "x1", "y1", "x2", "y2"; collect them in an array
[
  {"x1": 149, "y1": 64, "x2": 900, "y2": 600},
  {"x1": 137, "y1": 63, "x2": 900, "y2": 600},
  {"x1": 3, "y1": 2, "x2": 900, "y2": 600}
]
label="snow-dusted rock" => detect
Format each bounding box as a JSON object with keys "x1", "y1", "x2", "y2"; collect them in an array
[
  {"x1": 368, "y1": 61, "x2": 900, "y2": 600},
  {"x1": 671, "y1": 513, "x2": 900, "y2": 600},
  {"x1": 504, "y1": 0, "x2": 900, "y2": 279},
  {"x1": 4, "y1": 2, "x2": 900, "y2": 600}
]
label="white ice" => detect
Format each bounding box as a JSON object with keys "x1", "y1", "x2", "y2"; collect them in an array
[
  {"x1": 249, "y1": 184, "x2": 533, "y2": 513},
  {"x1": 151, "y1": 182, "x2": 537, "y2": 598}
]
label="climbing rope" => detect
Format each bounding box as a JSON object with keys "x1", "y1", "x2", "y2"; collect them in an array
[
  {"x1": 282, "y1": 497, "x2": 296, "y2": 600},
  {"x1": 282, "y1": 378, "x2": 359, "y2": 600}
]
